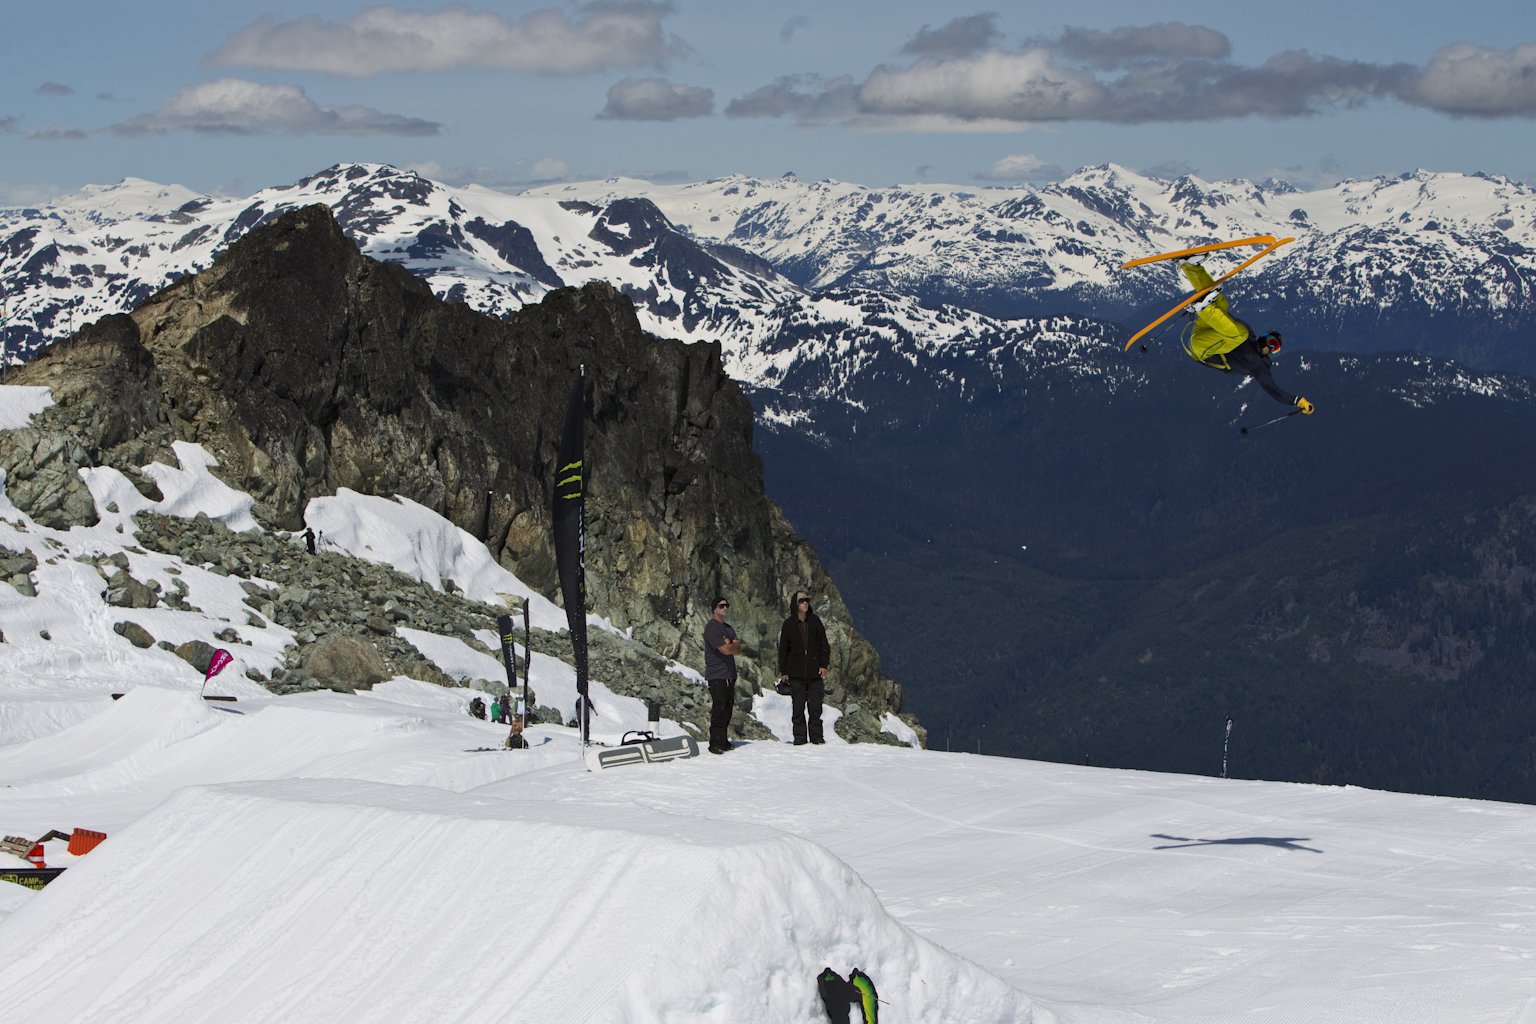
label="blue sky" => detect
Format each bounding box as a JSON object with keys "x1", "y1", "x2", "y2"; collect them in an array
[{"x1": 4, "y1": 1, "x2": 1535, "y2": 202}]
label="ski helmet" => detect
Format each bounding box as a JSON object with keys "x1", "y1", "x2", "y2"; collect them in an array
[{"x1": 1262, "y1": 331, "x2": 1282, "y2": 354}]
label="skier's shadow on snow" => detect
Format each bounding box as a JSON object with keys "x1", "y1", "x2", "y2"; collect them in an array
[{"x1": 1150, "y1": 833, "x2": 1322, "y2": 853}]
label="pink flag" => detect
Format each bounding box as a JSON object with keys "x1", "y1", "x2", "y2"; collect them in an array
[{"x1": 204, "y1": 649, "x2": 233, "y2": 681}]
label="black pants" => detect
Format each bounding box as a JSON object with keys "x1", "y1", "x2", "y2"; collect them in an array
[
  {"x1": 790, "y1": 677, "x2": 825, "y2": 744},
  {"x1": 708, "y1": 678, "x2": 736, "y2": 749}
]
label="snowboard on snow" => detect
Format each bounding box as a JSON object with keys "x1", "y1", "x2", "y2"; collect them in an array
[{"x1": 584, "y1": 733, "x2": 700, "y2": 771}]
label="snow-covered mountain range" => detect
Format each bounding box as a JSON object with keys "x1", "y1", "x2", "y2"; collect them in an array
[
  {"x1": 531, "y1": 164, "x2": 1536, "y2": 313},
  {"x1": 535, "y1": 164, "x2": 1536, "y2": 373},
  {"x1": 7, "y1": 161, "x2": 1534, "y2": 403},
  {"x1": 0, "y1": 164, "x2": 1090, "y2": 393}
]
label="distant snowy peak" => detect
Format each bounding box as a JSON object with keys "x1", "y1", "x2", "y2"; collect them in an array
[{"x1": 23, "y1": 178, "x2": 205, "y2": 231}]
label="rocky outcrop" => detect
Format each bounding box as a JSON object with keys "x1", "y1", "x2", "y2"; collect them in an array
[
  {"x1": 0, "y1": 205, "x2": 918, "y2": 741},
  {"x1": 0, "y1": 311, "x2": 163, "y2": 529},
  {"x1": 302, "y1": 635, "x2": 390, "y2": 691},
  {"x1": 0, "y1": 546, "x2": 38, "y2": 597}
]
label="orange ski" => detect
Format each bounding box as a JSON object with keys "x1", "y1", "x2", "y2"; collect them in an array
[
  {"x1": 1123, "y1": 237, "x2": 1294, "y2": 351},
  {"x1": 1121, "y1": 235, "x2": 1277, "y2": 269}
]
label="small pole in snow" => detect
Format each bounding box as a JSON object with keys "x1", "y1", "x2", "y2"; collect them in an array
[{"x1": 1222, "y1": 717, "x2": 1233, "y2": 779}]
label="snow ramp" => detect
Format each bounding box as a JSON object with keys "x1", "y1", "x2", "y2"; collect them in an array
[
  {"x1": 0, "y1": 778, "x2": 1035, "y2": 1023},
  {"x1": 0, "y1": 687, "x2": 222, "y2": 788}
]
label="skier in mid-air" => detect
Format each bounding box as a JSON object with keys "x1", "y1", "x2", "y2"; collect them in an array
[{"x1": 1178, "y1": 257, "x2": 1314, "y2": 414}]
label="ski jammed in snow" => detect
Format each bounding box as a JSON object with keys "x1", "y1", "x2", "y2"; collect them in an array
[{"x1": 2, "y1": 387, "x2": 1536, "y2": 1023}]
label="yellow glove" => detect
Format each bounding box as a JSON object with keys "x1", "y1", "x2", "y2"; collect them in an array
[{"x1": 1296, "y1": 397, "x2": 1315, "y2": 415}]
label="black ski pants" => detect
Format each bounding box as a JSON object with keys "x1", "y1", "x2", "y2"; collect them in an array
[
  {"x1": 708, "y1": 678, "x2": 736, "y2": 749},
  {"x1": 790, "y1": 677, "x2": 825, "y2": 744}
]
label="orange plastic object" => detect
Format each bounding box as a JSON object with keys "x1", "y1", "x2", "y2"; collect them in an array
[{"x1": 67, "y1": 828, "x2": 107, "y2": 856}]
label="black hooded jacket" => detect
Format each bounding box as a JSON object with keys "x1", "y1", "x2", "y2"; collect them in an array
[
  {"x1": 778, "y1": 610, "x2": 831, "y2": 680},
  {"x1": 1222, "y1": 335, "x2": 1298, "y2": 406}
]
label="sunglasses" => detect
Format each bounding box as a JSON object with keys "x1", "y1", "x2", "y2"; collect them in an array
[
  {"x1": 797, "y1": 597, "x2": 810, "y2": 604},
  {"x1": 715, "y1": 602, "x2": 729, "y2": 609}
]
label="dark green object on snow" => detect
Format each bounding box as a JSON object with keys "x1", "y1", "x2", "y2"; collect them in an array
[
  {"x1": 849, "y1": 968, "x2": 878, "y2": 1022},
  {"x1": 818, "y1": 967, "x2": 877, "y2": 1023}
]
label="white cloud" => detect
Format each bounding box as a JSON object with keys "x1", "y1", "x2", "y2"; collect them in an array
[
  {"x1": 205, "y1": 3, "x2": 686, "y2": 77},
  {"x1": 858, "y1": 47, "x2": 1408, "y2": 123},
  {"x1": 26, "y1": 123, "x2": 89, "y2": 141},
  {"x1": 403, "y1": 157, "x2": 577, "y2": 188},
  {"x1": 1410, "y1": 43, "x2": 1536, "y2": 117},
  {"x1": 976, "y1": 153, "x2": 1064, "y2": 181},
  {"x1": 598, "y1": 77, "x2": 713, "y2": 120},
  {"x1": 859, "y1": 49, "x2": 1107, "y2": 122},
  {"x1": 727, "y1": 21, "x2": 1536, "y2": 130},
  {"x1": 0, "y1": 179, "x2": 74, "y2": 205},
  {"x1": 901, "y1": 14, "x2": 1002, "y2": 58},
  {"x1": 1140, "y1": 159, "x2": 1198, "y2": 179},
  {"x1": 529, "y1": 157, "x2": 574, "y2": 180},
  {"x1": 112, "y1": 79, "x2": 440, "y2": 136},
  {"x1": 779, "y1": 15, "x2": 811, "y2": 43},
  {"x1": 723, "y1": 75, "x2": 858, "y2": 122},
  {"x1": 1052, "y1": 22, "x2": 1230, "y2": 67}
]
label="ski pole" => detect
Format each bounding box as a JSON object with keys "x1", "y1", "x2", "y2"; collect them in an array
[
  {"x1": 1132, "y1": 309, "x2": 1186, "y2": 353},
  {"x1": 1239, "y1": 409, "x2": 1299, "y2": 436}
]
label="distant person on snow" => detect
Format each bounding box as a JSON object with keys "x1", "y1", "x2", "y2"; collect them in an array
[
  {"x1": 302, "y1": 527, "x2": 317, "y2": 555},
  {"x1": 702, "y1": 597, "x2": 743, "y2": 755},
  {"x1": 1178, "y1": 258, "x2": 1314, "y2": 414},
  {"x1": 777, "y1": 589, "x2": 831, "y2": 746}
]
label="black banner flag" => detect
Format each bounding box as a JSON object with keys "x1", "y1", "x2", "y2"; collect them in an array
[
  {"x1": 497, "y1": 612, "x2": 526, "y2": 749},
  {"x1": 497, "y1": 613, "x2": 519, "y2": 692},
  {"x1": 553, "y1": 366, "x2": 589, "y2": 741}
]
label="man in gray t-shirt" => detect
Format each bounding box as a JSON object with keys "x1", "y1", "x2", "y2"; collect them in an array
[{"x1": 703, "y1": 596, "x2": 742, "y2": 753}]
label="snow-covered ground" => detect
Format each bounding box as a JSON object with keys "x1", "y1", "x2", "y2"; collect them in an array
[
  {"x1": 5, "y1": 689, "x2": 1536, "y2": 1023},
  {"x1": 3, "y1": 386, "x2": 1536, "y2": 1022}
]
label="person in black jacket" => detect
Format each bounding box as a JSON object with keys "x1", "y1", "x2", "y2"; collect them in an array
[{"x1": 777, "y1": 589, "x2": 831, "y2": 745}]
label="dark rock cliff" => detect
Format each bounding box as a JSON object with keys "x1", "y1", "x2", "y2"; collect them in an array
[{"x1": 0, "y1": 204, "x2": 915, "y2": 739}]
